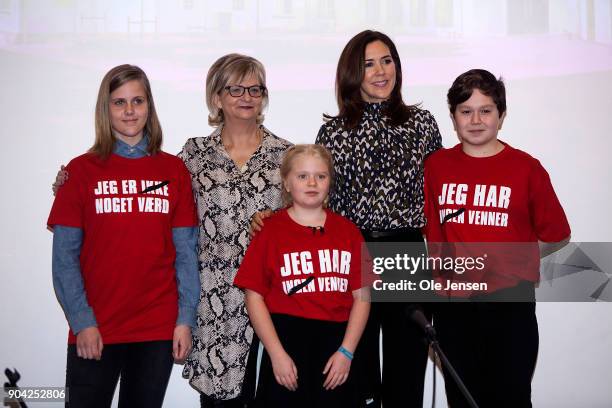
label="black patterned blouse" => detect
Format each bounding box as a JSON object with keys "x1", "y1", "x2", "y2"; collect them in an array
[
  {"x1": 179, "y1": 125, "x2": 291, "y2": 399},
  {"x1": 316, "y1": 102, "x2": 442, "y2": 230}
]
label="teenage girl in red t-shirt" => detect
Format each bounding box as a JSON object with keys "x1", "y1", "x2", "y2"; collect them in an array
[
  {"x1": 48, "y1": 65, "x2": 199, "y2": 408},
  {"x1": 234, "y1": 145, "x2": 370, "y2": 408}
]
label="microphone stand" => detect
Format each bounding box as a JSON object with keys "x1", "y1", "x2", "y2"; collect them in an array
[{"x1": 413, "y1": 311, "x2": 480, "y2": 408}]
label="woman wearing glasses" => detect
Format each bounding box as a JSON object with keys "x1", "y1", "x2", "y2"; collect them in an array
[
  {"x1": 51, "y1": 55, "x2": 290, "y2": 407},
  {"x1": 179, "y1": 54, "x2": 292, "y2": 408}
]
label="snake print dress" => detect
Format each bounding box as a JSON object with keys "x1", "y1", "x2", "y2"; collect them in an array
[{"x1": 179, "y1": 126, "x2": 291, "y2": 399}]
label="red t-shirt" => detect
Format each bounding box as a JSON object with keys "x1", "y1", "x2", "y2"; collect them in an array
[
  {"x1": 47, "y1": 152, "x2": 198, "y2": 344},
  {"x1": 424, "y1": 142, "x2": 570, "y2": 293},
  {"x1": 234, "y1": 208, "x2": 368, "y2": 322}
]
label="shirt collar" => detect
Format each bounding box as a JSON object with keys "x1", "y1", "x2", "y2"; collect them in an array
[
  {"x1": 364, "y1": 101, "x2": 388, "y2": 118},
  {"x1": 113, "y1": 135, "x2": 150, "y2": 159}
]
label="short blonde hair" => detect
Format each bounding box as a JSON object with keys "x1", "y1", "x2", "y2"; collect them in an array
[
  {"x1": 206, "y1": 53, "x2": 268, "y2": 127},
  {"x1": 280, "y1": 144, "x2": 335, "y2": 207}
]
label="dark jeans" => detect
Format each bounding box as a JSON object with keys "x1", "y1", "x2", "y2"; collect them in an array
[
  {"x1": 435, "y1": 282, "x2": 539, "y2": 408},
  {"x1": 65, "y1": 340, "x2": 173, "y2": 408},
  {"x1": 355, "y1": 227, "x2": 431, "y2": 408}
]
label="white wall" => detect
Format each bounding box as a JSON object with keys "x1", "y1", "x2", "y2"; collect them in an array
[{"x1": 1, "y1": 1, "x2": 611, "y2": 407}]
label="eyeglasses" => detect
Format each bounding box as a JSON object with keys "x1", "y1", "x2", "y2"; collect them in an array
[{"x1": 224, "y1": 85, "x2": 267, "y2": 98}]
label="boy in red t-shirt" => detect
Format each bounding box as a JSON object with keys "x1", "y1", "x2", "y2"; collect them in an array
[
  {"x1": 234, "y1": 144, "x2": 370, "y2": 408},
  {"x1": 424, "y1": 69, "x2": 570, "y2": 408}
]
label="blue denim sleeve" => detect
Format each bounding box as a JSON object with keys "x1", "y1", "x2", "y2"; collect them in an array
[
  {"x1": 52, "y1": 225, "x2": 97, "y2": 334},
  {"x1": 173, "y1": 226, "x2": 200, "y2": 327}
]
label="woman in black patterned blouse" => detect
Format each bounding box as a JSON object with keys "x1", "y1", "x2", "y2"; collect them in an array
[{"x1": 315, "y1": 30, "x2": 442, "y2": 408}]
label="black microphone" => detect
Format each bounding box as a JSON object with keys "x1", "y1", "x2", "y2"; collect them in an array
[
  {"x1": 407, "y1": 305, "x2": 480, "y2": 408},
  {"x1": 406, "y1": 305, "x2": 436, "y2": 340}
]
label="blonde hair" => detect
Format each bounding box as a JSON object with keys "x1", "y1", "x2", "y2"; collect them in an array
[
  {"x1": 280, "y1": 144, "x2": 335, "y2": 207},
  {"x1": 90, "y1": 64, "x2": 162, "y2": 159},
  {"x1": 206, "y1": 53, "x2": 268, "y2": 127}
]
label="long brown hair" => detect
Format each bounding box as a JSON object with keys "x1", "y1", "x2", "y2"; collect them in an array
[
  {"x1": 326, "y1": 30, "x2": 418, "y2": 129},
  {"x1": 90, "y1": 64, "x2": 162, "y2": 159}
]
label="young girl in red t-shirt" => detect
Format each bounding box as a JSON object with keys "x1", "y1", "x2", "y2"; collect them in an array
[
  {"x1": 234, "y1": 144, "x2": 370, "y2": 408},
  {"x1": 48, "y1": 65, "x2": 199, "y2": 408}
]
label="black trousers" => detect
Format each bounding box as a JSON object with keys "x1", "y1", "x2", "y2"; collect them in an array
[
  {"x1": 199, "y1": 334, "x2": 260, "y2": 408},
  {"x1": 434, "y1": 282, "x2": 539, "y2": 408},
  {"x1": 255, "y1": 314, "x2": 353, "y2": 408},
  {"x1": 65, "y1": 340, "x2": 173, "y2": 408},
  {"x1": 356, "y1": 228, "x2": 431, "y2": 408}
]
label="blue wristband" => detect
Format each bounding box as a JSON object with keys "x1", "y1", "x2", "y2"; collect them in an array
[{"x1": 338, "y1": 346, "x2": 354, "y2": 360}]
